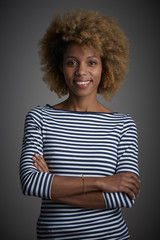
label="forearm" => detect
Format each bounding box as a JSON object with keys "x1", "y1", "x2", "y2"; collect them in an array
[
  {"x1": 33, "y1": 155, "x2": 140, "y2": 206},
  {"x1": 20, "y1": 153, "x2": 53, "y2": 199},
  {"x1": 52, "y1": 187, "x2": 136, "y2": 210},
  {"x1": 53, "y1": 191, "x2": 106, "y2": 209},
  {"x1": 51, "y1": 175, "x2": 99, "y2": 199},
  {"x1": 103, "y1": 191, "x2": 136, "y2": 209},
  {"x1": 20, "y1": 160, "x2": 54, "y2": 199},
  {"x1": 51, "y1": 172, "x2": 140, "y2": 200}
]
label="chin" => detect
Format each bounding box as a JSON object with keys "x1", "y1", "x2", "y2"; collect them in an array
[{"x1": 70, "y1": 89, "x2": 97, "y2": 98}]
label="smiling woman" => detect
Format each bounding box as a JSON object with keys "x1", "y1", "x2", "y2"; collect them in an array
[
  {"x1": 38, "y1": 8, "x2": 129, "y2": 101},
  {"x1": 20, "y1": 8, "x2": 140, "y2": 240}
]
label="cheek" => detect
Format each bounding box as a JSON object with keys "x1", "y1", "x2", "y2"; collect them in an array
[
  {"x1": 63, "y1": 67, "x2": 74, "y2": 78},
  {"x1": 62, "y1": 69, "x2": 74, "y2": 87},
  {"x1": 94, "y1": 68, "x2": 102, "y2": 81}
]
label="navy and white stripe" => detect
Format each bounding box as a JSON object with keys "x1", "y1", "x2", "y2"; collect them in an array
[{"x1": 20, "y1": 104, "x2": 139, "y2": 239}]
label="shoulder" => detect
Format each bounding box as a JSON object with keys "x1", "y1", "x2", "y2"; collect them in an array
[
  {"x1": 118, "y1": 113, "x2": 138, "y2": 136},
  {"x1": 25, "y1": 105, "x2": 50, "y2": 126},
  {"x1": 123, "y1": 114, "x2": 137, "y2": 129},
  {"x1": 26, "y1": 105, "x2": 51, "y2": 116},
  {"x1": 106, "y1": 112, "x2": 136, "y2": 124},
  {"x1": 108, "y1": 112, "x2": 137, "y2": 135},
  {"x1": 26, "y1": 105, "x2": 43, "y2": 119},
  {"x1": 114, "y1": 112, "x2": 136, "y2": 124}
]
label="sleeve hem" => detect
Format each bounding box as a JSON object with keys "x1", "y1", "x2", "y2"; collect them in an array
[
  {"x1": 49, "y1": 174, "x2": 55, "y2": 200},
  {"x1": 102, "y1": 192, "x2": 107, "y2": 209}
]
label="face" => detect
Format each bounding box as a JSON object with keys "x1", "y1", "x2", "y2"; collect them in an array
[{"x1": 61, "y1": 42, "x2": 102, "y2": 98}]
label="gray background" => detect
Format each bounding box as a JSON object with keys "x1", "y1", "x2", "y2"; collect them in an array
[{"x1": 1, "y1": 0, "x2": 159, "y2": 239}]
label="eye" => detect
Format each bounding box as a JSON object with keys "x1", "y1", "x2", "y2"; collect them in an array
[
  {"x1": 88, "y1": 60, "x2": 97, "y2": 66},
  {"x1": 66, "y1": 60, "x2": 77, "y2": 66}
]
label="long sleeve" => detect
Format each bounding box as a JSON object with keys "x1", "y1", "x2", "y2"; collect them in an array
[
  {"x1": 103, "y1": 116, "x2": 139, "y2": 209},
  {"x1": 19, "y1": 107, "x2": 54, "y2": 199}
]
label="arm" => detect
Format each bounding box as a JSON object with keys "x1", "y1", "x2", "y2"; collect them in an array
[
  {"x1": 102, "y1": 116, "x2": 140, "y2": 208},
  {"x1": 19, "y1": 108, "x2": 54, "y2": 199},
  {"x1": 56, "y1": 191, "x2": 106, "y2": 209},
  {"x1": 33, "y1": 155, "x2": 106, "y2": 209},
  {"x1": 33, "y1": 154, "x2": 139, "y2": 209},
  {"x1": 52, "y1": 173, "x2": 139, "y2": 209},
  {"x1": 20, "y1": 108, "x2": 104, "y2": 205}
]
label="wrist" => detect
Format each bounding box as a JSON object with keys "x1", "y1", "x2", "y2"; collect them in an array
[
  {"x1": 95, "y1": 177, "x2": 103, "y2": 191},
  {"x1": 85, "y1": 176, "x2": 101, "y2": 192}
]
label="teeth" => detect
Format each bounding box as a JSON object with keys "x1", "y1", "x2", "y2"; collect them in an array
[{"x1": 76, "y1": 81, "x2": 90, "y2": 85}]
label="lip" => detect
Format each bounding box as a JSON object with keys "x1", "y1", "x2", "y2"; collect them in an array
[{"x1": 73, "y1": 79, "x2": 92, "y2": 88}]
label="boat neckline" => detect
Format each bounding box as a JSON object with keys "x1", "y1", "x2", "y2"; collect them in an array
[{"x1": 46, "y1": 104, "x2": 118, "y2": 115}]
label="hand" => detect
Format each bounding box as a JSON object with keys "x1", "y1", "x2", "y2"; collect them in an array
[
  {"x1": 32, "y1": 154, "x2": 50, "y2": 173},
  {"x1": 98, "y1": 172, "x2": 140, "y2": 200}
]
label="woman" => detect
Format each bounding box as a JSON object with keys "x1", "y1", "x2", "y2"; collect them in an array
[{"x1": 20, "y1": 9, "x2": 140, "y2": 239}]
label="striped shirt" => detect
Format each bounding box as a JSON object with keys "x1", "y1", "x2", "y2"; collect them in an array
[{"x1": 20, "y1": 105, "x2": 139, "y2": 239}]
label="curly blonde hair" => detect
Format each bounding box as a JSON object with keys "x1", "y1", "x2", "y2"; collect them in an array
[{"x1": 38, "y1": 9, "x2": 129, "y2": 100}]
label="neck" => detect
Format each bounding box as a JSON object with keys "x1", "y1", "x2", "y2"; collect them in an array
[
  {"x1": 53, "y1": 93, "x2": 113, "y2": 113},
  {"x1": 64, "y1": 95, "x2": 100, "y2": 112}
]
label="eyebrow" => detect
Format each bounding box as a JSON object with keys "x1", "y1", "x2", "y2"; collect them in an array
[{"x1": 65, "y1": 55, "x2": 100, "y2": 60}]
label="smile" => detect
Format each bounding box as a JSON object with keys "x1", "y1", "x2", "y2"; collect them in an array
[
  {"x1": 76, "y1": 81, "x2": 90, "y2": 85},
  {"x1": 73, "y1": 80, "x2": 93, "y2": 88}
]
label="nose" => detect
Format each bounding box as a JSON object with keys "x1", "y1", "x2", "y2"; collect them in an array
[{"x1": 75, "y1": 63, "x2": 87, "y2": 76}]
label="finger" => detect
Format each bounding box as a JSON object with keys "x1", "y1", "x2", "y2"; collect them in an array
[
  {"x1": 118, "y1": 173, "x2": 140, "y2": 186},
  {"x1": 121, "y1": 172, "x2": 139, "y2": 181},
  {"x1": 123, "y1": 176, "x2": 140, "y2": 198},
  {"x1": 121, "y1": 173, "x2": 140, "y2": 189},
  {"x1": 32, "y1": 154, "x2": 49, "y2": 172},
  {"x1": 118, "y1": 174, "x2": 140, "y2": 199},
  {"x1": 33, "y1": 159, "x2": 49, "y2": 172},
  {"x1": 128, "y1": 176, "x2": 140, "y2": 195},
  {"x1": 33, "y1": 157, "x2": 45, "y2": 172},
  {"x1": 125, "y1": 186, "x2": 137, "y2": 200},
  {"x1": 128, "y1": 172, "x2": 140, "y2": 183},
  {"x1": 34, "y1": 161, "x2": 44, "y2": 172},
  {"x1": 126, "y1": 176, "x2": 140, "y2": 190},
  {"x1": 123, "y1": 187, "x2": 134, "y2": 200},
  {"x1": 127, "y1": 183, "x2": 139, "y2": 198},
  {"x1": 33, "y1": 154, "x2": 46, "y2": 168}
]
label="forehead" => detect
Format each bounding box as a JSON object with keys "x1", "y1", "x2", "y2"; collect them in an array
[{"x1": 64, "y1": 42, "x2": 100, "y2": 58}]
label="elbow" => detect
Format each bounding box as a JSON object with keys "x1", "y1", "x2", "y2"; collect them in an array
[
  {"x1": 19, "y1": 170, "x2": 35, "y2": 196},
  {"x1": 20, "y1": 179, "x2": 30, "y2": 196},
  {"x1": 20, "y1": 179, "x2": 28, "y2": 196},
  {"x1": 21, "y1": 185, "x2": 28, "y2": 196}
]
